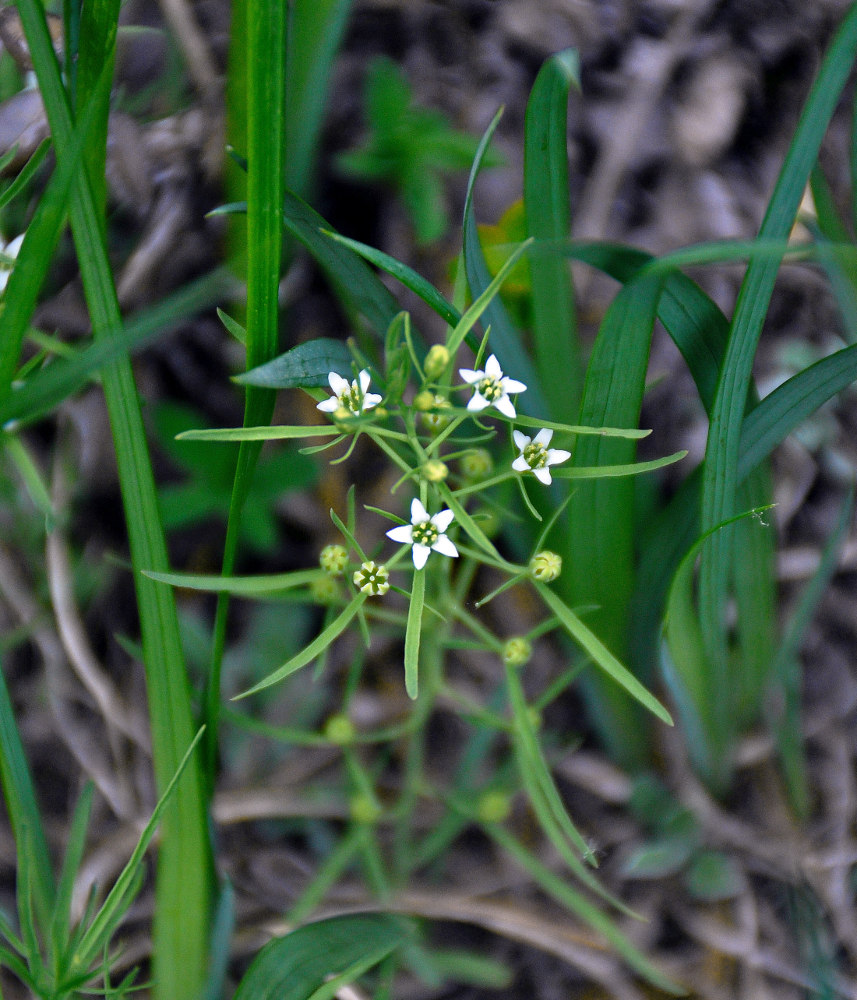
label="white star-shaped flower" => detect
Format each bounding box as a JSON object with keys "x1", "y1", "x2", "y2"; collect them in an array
[
  {"x1": 386, "y1": 498, "x2": 458, "y2": 570},
  {"x1": 459, "y1": 354, "x2": 526, "y2": 419},
  {"x1": 316, "y1": 369, "x2": 382, "y2": 417},
  {"x1": 512, "y1": 428, "x2": 570, "y2": 485},
  {"x1": 0, "y1": 233, "x2": 24, "y2": 295}
]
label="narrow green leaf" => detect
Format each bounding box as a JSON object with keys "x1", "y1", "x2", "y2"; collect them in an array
[
  {"x1": 550, "y1": 450, "x2": 686, "y2": 479},
  {"x1": 232, "y1": 914, "x2": 410, "y2": 1000},
  {"x1": 50, "y1": 782, "x2": 95, "y2": 970},
  {"x1": 235, "y1": 593, "x2": 367, "y2": 699},
  {"x1": 235, "y1": 338, "x2": 355, "y2": 388},
  {"x1": 534, "y1": 582, "x2": 673, "y2": 726},
  {"x1": 404, "y1": 568, "x2": 426, "y2": 699},
  {"x1": 145, "y1": 568, "x2": 323, "y2": 595},
  {"x1": 0, "y1": 138, "x2": 50, "y2": 212},
  {"x1": 177, "y1": 425, "x2": 342, "y2": 442},
  {"x1": 217, "y1": 307, "x2": 247, "y2": 345},
  {"x1": 525, "y1": 48, "x2": 580, "y2": 415}
]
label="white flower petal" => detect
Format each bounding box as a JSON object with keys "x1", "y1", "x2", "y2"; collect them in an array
[
  {"x1": 534, "y1": 467, "x2": 552, "y2": 485},
  {"x1": 533, "y1": 428, "x2": 553, "y2": 447},
  {"x1": 432, "y1": 535, "x2": 459, "y2": 559},
  {"x1": 484, "y1": 354, "x2": 503, "y2": 378},
  {"x1": 501, "y1": 378, "x2": 527, "y2": 395},
  {"x1": 494, "y1": 395, "x2": 517, "y2": 420},
  {"x1": 316, "y1": 398, "x2": 340, "y2": 413},
  {"x1": 412, "y1": 544, "x2": 431, "y2": 569},
  {"x1": 358, "y1": 369, "x2": 371, "y2": 392},
  {"x1": 386, "y1": 524, "x2": 414, "y2": 544},
  {"x1": 5, "y1": 234, "x2": 24, "y2": 259},
  {"x1": 547, "y1": 448, "x2": 571, "y2": 466},
  {"x1": 467, "y1": 394, "x2": 491, "y2": 412},
  {"x1": 512, "y1": 456, "x2": 530, "y2": 473},
  {"x1": 328, "y1": 372, "x2": 349, "y2": 394},
  {"x1": 431, "y1": 509, "x2": 455, "y2": 532},
  {"x1": 363, "y1": 392, "x2": 382, "y2": 410},
  {"x1": 410, "y1": 498, "x2": 430, "y2": 523},
  {"x1": 458, "y1": 368, "x2": 481, "y2": 384},
  {"x1": 512, "y1": 430, "x2": 530, "y2": 450}
]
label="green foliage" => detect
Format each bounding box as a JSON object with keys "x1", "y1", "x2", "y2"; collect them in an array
[{"x1": 337, "y1": 56, "x2": 503, "y2": 244}]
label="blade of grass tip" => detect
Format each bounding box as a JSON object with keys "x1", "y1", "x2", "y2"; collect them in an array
[
  {"x1": 0, "y1": 138, "x2": 50, "y2": 212},
  {"x1": 0, "y1": 658, "x2": 54, "y2": 929},
  {"x1": 462, "y1": 109, "x2": 545, "y2": 415},
  {"x1": 524, "y1": 49, "x2": 581, "y2": 416},
  {"x1": 18, "y1": 5, "x2": 214, "y2": 997},
  {"x1": 699, "y1": 5, "x2": 857, "y2": 747},
  {"x1": 404, "y1": 569, "x2": 426, "y2": 699},
  {"x1": 206, "y1": 0, "x2": 288, "y2": 787}
]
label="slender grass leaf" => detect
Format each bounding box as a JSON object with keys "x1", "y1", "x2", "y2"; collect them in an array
[
  {"x1": 550, "y1": 450, "x2": 686, "y2": 479},
  {"x1": 145, "y1": 568, "x2": 323, "y2": 595},
  {"x1": 235, "y1": 593, "x2": 367, "y2": 699},
  {"x1": 50, "y1": 782, "x2": 94, "y2": 971},
  {"x1": 525, "y1": 48, "x2": 580, "y2": 414},
  {"x1": 0, "y1": 138, "x2": 50, "y2": 212},
  {"x1": 178, "y1": 425, "x2": 341, "y2": 442}
]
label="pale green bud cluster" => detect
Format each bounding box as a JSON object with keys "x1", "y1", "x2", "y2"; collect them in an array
[
  {"x1": 324, "y1": 713, "x2": 356, "y2": 745},
  {"x1": 352, "y1": 560, "x2": 390, "y2": 596},
  {"x1": 530, "y1": 550, "x2": 562, "y2": 582},
  {"x1": 502, "y1": 637, "x2": 532, "y2": 668},
  {"x1": 319, "y1": 543, "x2": 348, "y2": 576},
  {"x1": 423, "y1": 459, "x2": 449, "y2": 482},
  {"x1": 424, "y1": 343, "x2": 451, "y2": 380}
]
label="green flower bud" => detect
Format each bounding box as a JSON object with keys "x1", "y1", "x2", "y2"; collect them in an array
[
  {"x1": 324, "y1": 713, "x2": 355, "y2": 745},
  {"x1": 350, "y1": 793, "x2": 382, "y2": 825},
  {"x1": 413, "y1": 390, "x2": 436, "y2": 411},
  {"x1": 319, "y1": 543, "x2": 348, "y2": 576},
  {"x1": 477, "y1": 790, "x2": 512, "y2": 825},
  {"x1": 460, "y1": 448, "x2": 493, "y2": 481},
  {"x1": 423, "y1": 459, "x2": 449, "y2": 483},
  {"x1": 502, "y1": 637, "x2": 532, "y2": 668},
  {"x1": 530, "y1": 550, "x2": 562, "y2": 582},
  {"x1": 420, "y1": 395, "x2": 453, "y2": 433},
  {"x1": 424, "y1": 343, "x2": 451, "y2": 379},
  {"x1": 310, "y1": 574, "x2": 340, "y2": 605},
  {"x1": 352, "y1": 560, "x2": 390, "y2": 597}
]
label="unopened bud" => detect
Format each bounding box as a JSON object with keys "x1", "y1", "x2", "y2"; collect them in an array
[
  {"x1": 530, "y1": 550, "x2": 562, "y2": 582},
  {"x1": 502, "y1": 637, "x2": 532, "y2": 668},
  {"x1": 319, "y1": 543, "x2": 348, "y2": 576},
  {"x1": 424, "y1": 343, "x2": 451, "y2": 380}
]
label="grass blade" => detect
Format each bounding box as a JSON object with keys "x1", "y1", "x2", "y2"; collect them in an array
[
  {"x1": 524, "y1": 49, "x2": 580, "y2": 415},
  {"x1": 404, "y1": 568, "x2": 426, "y2": 698}
]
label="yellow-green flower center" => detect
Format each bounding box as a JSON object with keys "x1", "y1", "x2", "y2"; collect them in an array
[
  {"x1": 412, "y1": 520, "x2": 439, "y2": 547},
  {"x1": 523, "y1": 442, "x2": 548, "y2": 469},
  {"x1": 477, "y1": 375, "x2": 503, "y2": 402},
  {"x1": 339, "y1": 383, "x2": 363, "y2": 414}
]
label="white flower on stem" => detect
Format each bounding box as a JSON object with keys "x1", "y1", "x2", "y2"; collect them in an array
[
  {"x1": 316, "y1": 369, "x2": 382, "y2": 417},
  {"x1": 0, "y1": 233, "x2": 24, "y2": 295},
  {"x1": 512, "y1": 428, "x2": 570, "y2": 485},
  {"x1": 386, "y1": 498, "x2": 458, "y2": 570},
  {"x1": 459, "y1": 353, "x2": 526, "y2": 419}
]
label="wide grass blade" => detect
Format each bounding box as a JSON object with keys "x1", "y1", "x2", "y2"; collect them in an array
[
  {"x1": 524, "y1": 49, "x2": 580, "y2": 415},
  {"x1": 18, "y1": 4, "x2": 214, "y2": 996}
]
